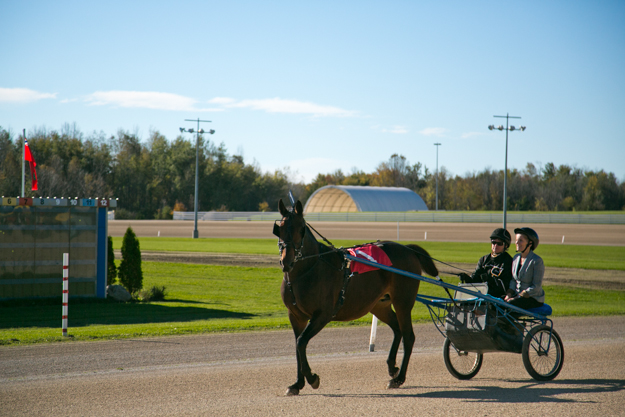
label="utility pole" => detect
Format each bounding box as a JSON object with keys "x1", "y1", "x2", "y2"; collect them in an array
[
  {"x1": 434, "y1": 143, "x2": 441, "y2": 211},
  {"x1": 180, "y1": 119, "x2": 215, "y2": 239}
]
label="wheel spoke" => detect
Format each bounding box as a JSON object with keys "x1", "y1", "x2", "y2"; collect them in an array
[{"x1": 523, "y1": 326, "x2": 564, "y2": 380}]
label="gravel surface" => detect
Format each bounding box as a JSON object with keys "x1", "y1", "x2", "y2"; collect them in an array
[
  {"x1": 1, "y1": 316, "x2": 624, "y2": 416},
  {"x1": 5, "y1": 221, "x2": 618, "y2": 415},
  {"x1": 108, "y1": 220, "x2": 625, "y2": 246}
]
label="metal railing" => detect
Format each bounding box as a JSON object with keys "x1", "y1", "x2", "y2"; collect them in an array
[{"x1": 173, "y1": 211, "x2": 625, "y2": 224}]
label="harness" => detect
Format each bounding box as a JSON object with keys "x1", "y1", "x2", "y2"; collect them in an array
[
  {"x1": 274, "y1": 214, "x2": 352, "y2": 317},
  {"x1": 273, "y1": 212, "x2": 472, "y2": 316}
]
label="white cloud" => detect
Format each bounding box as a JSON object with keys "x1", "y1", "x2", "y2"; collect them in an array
[
  {"x1": 277, "y1": 157, "x2": 352, "y2": 183},
  {"x1": 384, "y1": 125, "x2": 408, "y2": 134},
  {"x1": 85, "y1": 90, "x2": 222, "y2": 112},
  {"x1": 0, "y1": 87, "x2": 57, "y2": 103},
  {"x1": 212, "y1": 97, "x2": 357, "y2": 117},
  {"x1": 461, "y1": 132, "x2": 482, "y2": 139},
  {"x1": 371, "y1": 125, "x2": 408, "y2": 134},
  {"x1": 209, "y1": 97, "x2": 237, "y2": 105},
  {"x1": 419, "y1": 127, "x2": 448, "y2": 137}
]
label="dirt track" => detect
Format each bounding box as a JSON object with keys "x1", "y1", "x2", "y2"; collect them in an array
[
  {"x1": 108, "y1": 220, "x2": 625, "y2": 246},
  {"x1": 1, "y1": 316, "x2": 624, "y2": 416},
  {"x1": 2, "y1": 222, "x2": 624, "y2": 415}
]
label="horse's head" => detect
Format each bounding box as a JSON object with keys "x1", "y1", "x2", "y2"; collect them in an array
[{"x1": 274, "y1": 198, "x2": 307, "y2": 273}]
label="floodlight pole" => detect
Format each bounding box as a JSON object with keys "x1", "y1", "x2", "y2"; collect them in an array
[
  {"x1": 490, "y1": 114, "x2": 525, "y2": 230},
  {"x1": 434, "y1": 143, "x2": 441, "y2": 211},
  {"x1": 180, "y1": 119, "x2": 215, "y2": 239},
  {"x1": 21, "y1": 129, "x2": 25, "y2": 197}
]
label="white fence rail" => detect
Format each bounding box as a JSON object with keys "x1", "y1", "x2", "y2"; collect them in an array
[{"x1": 173, "y1": 211, "x2": 625, "y2": 224}]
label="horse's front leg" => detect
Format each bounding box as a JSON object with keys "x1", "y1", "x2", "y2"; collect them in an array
[
  {"x1": 286, "y1": 313, "x2": 307, "y2": 396},
  {"x1": 288, "y1": 313, "x2": 330, "y2": 395}
]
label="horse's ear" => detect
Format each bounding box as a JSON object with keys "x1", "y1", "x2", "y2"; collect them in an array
[
  {"x1": 278, "y1": 199, "x2": 289, "y2": 216},
  {"x1": 294, "y1": 200, "x2": 303, "y2": 215}
]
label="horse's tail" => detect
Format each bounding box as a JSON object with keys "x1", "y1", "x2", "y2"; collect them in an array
[{"x1": 406, "y1": 244, "x2": 439, "y2": 277}]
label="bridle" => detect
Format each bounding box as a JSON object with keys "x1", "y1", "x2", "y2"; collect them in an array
[
  {"x1": 274, "y1": 213, "x2": 341, "y2": 267},
  {"x1": 273, "y1": 214, "x2": 306, "y2": 264},
  {"x1": 274, "y1": 212, "x2": 350, "y2": 315}
]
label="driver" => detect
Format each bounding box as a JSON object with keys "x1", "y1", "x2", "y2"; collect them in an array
[{"x1": 460, "y1": 228, "x2": 513, "y2": 298}]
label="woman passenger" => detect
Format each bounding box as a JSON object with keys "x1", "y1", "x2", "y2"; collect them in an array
[{"x1": 504, "y1": 227, "x2": 545, "y2": 310}]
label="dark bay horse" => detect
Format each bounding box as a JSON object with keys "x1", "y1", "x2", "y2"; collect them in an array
[{"x1": 275, "y1": 199, "x2": 439, "y2": 396}]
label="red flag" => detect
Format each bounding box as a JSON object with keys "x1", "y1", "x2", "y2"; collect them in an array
[{"x1": 24, "y1": 138, "x2": 38, "y2": 191}]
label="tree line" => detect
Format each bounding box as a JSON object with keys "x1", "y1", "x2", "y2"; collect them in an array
[
  {"x1": 1, "y1": 126, "x2": 623, "y2": 217},
  {"x1": 0, "y1": 125, "x2": 289, "y2": 218},
  {"x1": 304, "y1": 154, "x2": 625, "y2": 211}
]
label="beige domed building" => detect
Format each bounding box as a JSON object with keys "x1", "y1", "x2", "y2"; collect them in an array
[{"x1": 303, "y1": 185, "x2": 428, "y2": 213}]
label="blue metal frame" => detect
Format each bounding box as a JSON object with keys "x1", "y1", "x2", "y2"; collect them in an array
[
  {"x1": 343, "y1": 253, "x2": 549, "y2": 319},
  {"x1": 344, "y1": 253, "x2": 554, "y2": 344}
]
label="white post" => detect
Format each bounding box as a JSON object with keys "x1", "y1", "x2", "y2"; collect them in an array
[
  {"x1": 62, "y1": 253, "x2": 69, "y2": 337},
  {"x1": 562, "y1": 235, "x2": 565, "y2": 244},
  {"x1": 424, "y1": 231, "x2": 427, "y2": 240},
  {"x1": 369, "y1": 315, "x2": 378, "y2": 352}
]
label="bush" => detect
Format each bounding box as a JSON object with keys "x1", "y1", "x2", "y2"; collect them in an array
[
  {"x1": 118, "y1": 227, "x2": 143, "y2": 295},
  {"x1": 107, "y1": 236, "x2": 117, "y2": 285},
  {"x1": 138, "y1": 285, "x2": 167, "y2": 302},
  {"x1": 154, "y1": 205, "x2": 173, "y2": 219},
  {"x1": 115, "y1": 208, "x2": 138, "y2": 220}
]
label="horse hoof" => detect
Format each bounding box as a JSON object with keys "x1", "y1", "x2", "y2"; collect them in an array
[
  {"x1": 285, "y1": 387, "x2": 300, "y2": 396},
  {"x1": 389, "y1": 367, "x2": 400, "y2": 378},
  {"x1": 387, "y1": 378, "x2": 404, "y2": 389},
  {"x1": 309, "y1": 374, "x2": 320, "y2": 389}
]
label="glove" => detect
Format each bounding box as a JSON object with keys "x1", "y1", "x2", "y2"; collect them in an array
[{"x1": 459, "y1": 273, "x2": 471, "y2": 283}]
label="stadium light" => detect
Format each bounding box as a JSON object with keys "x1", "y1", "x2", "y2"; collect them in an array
[
  {"x1": 489, "y1": 113, "x2": 526, "y2": 230},
  {"x1": 179, "y1": 119, "x2": 215, "y2": 239},
  {"x1": 434, "y1": 143, "x2": 442, "y2": 211}
]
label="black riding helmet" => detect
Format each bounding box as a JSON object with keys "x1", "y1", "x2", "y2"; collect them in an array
[
  {"x1": 514, "y1": 227, "x2": 539, "y2": 251},
  {"x1": 490, "y1": 228, "x2": 511, "y2": 246}
]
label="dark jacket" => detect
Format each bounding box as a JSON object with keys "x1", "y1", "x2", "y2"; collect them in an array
[{"x1": 466, "y1": 252, "x2": 513, "y2": 298}]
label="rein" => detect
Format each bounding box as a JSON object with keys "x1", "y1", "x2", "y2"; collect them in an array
[{"x1": 275, "y1": 212, "x2": 473, "y2": 312}]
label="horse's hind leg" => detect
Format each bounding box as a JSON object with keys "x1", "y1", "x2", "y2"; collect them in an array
[
  {"x1": 386, "y1": 295, "x2": 417, "y2": 389},
  {"x1": 370, "y1": 303, "x2": 402, "y2": 378}
]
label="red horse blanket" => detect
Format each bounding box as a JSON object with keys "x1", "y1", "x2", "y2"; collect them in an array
[{"x1": 347, "y1": 244, "x2": 392, "y2": 274}]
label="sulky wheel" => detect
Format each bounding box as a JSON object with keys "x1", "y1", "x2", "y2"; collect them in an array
[
  {"x1": 522, "y1": 325, "x2": 564, "y2": 381},
  {"x1": 443, "y1": 338, "x2": 483, "y2": 380}
]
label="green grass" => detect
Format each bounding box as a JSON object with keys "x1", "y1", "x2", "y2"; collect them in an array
[
  {"x1": 113, "y1": 237, "x2": 625, "y2": 271},
  {"x1": 1, "y1": 261, "x2": 623, "y2": 346},
  {"x1": 438, "y1": 210, "x2": 625, "y2": 215}
]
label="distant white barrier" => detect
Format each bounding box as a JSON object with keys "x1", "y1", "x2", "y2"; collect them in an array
[
  {"x1": 172, "y1": 211, "x2": 625, "y2": 224},
  {"x1": 62, "y1": 253, "x2": 69, "y2": 337}
]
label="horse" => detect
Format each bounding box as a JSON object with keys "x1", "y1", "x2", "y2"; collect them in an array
[{"x1": 274, "y1": 199, "x2": 439, "y2": 396}]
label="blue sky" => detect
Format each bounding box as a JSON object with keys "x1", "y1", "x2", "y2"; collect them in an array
[{"x1": 2, "y1": 1, "x2": 624, "y2": 183}]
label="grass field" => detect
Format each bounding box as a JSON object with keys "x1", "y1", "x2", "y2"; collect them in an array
[
  {"x1": 1, "y1": 258, "x2": 624, "y2": 346},
  {"x1": 112, "y1": 237, "x2": 625, "y2": 270}
]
